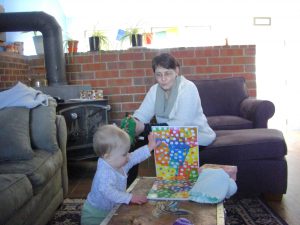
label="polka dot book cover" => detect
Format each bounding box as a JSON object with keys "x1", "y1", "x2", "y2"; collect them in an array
[{"x1": 147, "y1": 126, "x2": 199, "y2": 200}]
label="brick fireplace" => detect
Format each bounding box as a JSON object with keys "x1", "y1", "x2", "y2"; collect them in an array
[{"x1": 0, "y1": 45, "x2": 256, "y2": 124}]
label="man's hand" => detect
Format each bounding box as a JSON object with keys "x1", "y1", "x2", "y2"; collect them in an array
[{"x1": 130, "y1": 195, "x2": 148, "y2": 204}]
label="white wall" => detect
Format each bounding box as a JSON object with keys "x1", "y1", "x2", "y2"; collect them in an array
[{"x1": 1, "y1": 0, "x2": 66, "y2": 55}]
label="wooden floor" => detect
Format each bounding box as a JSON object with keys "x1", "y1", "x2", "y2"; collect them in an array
[
  {"x1": 266, "y1": 131, "x2": 300, "y2": 225},
  {"x1": 67, "y1": 131, "x2": 300, "y2": 225}
]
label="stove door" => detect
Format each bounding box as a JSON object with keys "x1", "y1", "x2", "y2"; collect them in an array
[{"x1": 57, "y1": 102, "x2": 110, "y2": 160}]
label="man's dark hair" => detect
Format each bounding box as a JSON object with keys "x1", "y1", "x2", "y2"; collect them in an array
[{"x1": 152, "y1": 53, "x2": 178, "y2": 72}]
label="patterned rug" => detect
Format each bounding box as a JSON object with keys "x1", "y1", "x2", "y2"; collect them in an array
[
  {"x1": 47, "y1": 197, "x2": 288, "y2": 225},
  {"x1": 224, "y1": 197, "x2": 288, "y2": 225}
]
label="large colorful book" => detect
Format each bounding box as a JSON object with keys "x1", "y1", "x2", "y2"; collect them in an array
[{"x1": 147, "y1": 126, "x2": 199, "y2": 200}]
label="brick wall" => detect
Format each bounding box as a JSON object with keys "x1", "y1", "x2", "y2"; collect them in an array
[
  {"x1": 0, "y1": 53, "x2": 46, "y2": 89},
  {"x1": 0, "y1": 45, "x2": 256, "y2": 124},
  {"x1": 0, "y1": 53, "x2": 30, "y2": 89}
]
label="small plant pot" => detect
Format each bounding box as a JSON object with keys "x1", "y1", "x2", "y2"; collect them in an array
[
  {"x1": 89, "y1": 36, "x2": 100, "y2": 51},
  {"x1": 33, "y1": 35, "x2": 44, "y2": 55},
  {"x1": 131, "y1": 34, "x2": 143, "y2": 47},
  {"x1": 68, "y1": 47, "x2": 78, "y2": 53},
  {"x1": 68, "y1": 40, "x2": 78, "y2": 53}
]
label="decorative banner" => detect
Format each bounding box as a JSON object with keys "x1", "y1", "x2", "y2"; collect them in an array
[
  {"x1": 166, "y1": 27, "x2": 179, "y2": 34},
  {"x1": 151, "y1": 27, "x2": 179, "y2": 44},
  {"x1": 154, "y1": 31, "x2": 167, "y2": 39},
  {"x1": 144, "y1": 32, "x2": 153, "y2": 44},
  {"x1": 116, "y1": 29, "x2": 126, "y2": 41}
]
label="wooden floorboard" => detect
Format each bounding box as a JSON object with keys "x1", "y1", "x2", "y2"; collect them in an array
[
  {"x1": 67, "y1": 130, "x2": 300, "y2": 225},
  {"x1": 265, "y1": 131, "x2": 300, "y2": 225}
]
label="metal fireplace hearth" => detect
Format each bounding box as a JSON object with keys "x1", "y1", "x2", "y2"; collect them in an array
[{"x1": 57, "y1": 99, "x2": 110, "y2": 161}]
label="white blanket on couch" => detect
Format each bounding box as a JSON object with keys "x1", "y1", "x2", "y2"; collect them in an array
[{"x1": 0, "y1": 82, "x2": 50, "y2": 109}]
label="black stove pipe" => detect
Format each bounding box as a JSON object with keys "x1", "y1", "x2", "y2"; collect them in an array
[{"x1": 0, "y1": 11, "x2": 67, "y2": 86}]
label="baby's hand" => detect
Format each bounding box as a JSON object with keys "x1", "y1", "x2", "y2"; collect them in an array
[
  {"x1": 147, "y1": 132, "x2": 161, "y2": 151},
  {"x1": 130, "y1": 195, "x2": 148, "y2": 204}
]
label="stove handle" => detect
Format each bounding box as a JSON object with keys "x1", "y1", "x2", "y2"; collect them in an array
[
  {"x1": 70, "y1": 112, "x2": 78, "y2": 120},
  {"x1": 97, "y1": 104, "x2": 111, "y2": 111}
]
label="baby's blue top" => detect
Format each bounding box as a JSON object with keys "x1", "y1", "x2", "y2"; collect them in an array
[{"x1": 86, "y1": 145, "x2": 150, "y2": 211}]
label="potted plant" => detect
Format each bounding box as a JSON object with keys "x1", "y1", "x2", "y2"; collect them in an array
[
  {"x1": 89, "y1": 30, "x2": 109, "y2": 52},
  {"x1": 62, "y1": 32, "x2": 79, "y2": 54},
  {"x1": 120, "y1": 27, "x2": 143, "y2": 47},
  {"x1": 66, "y1": 39, "x2": 79, "y2": 53},
  {"x1": 63, "y1": 37, "x2": 79, "y2": 64},
  {"x1": 22, "y1": 31, "x2": 44, "y2": 55},
  {"x1": 23, "y1": 31, "x2": 43, "y2": 55}
]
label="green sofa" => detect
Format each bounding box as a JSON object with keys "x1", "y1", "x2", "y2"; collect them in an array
[{"x1": 0, "y1": 99, "x2": 68, "y2": 225}]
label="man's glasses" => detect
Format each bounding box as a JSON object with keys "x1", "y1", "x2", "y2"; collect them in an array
[{"x1": 154, "y1": 70, "x2": 175, "y2": 79}]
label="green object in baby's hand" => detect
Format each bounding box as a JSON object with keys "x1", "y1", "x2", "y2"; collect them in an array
[{"x1": 120, "y1": 116, "x2": 136, "y2": 145}]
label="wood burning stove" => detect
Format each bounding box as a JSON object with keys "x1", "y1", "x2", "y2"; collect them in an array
[
  {"x1": 0, "y1": 12, "x2": 111, "y2": 161},
  {"x1": 57, "y1": 99, "x2": 110, "y2": 160}
]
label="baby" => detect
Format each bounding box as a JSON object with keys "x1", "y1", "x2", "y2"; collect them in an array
[{"x1": 81, "y1": 124, "x2": 160, "y2": 225}]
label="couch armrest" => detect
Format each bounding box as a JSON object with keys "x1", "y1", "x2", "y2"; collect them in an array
[
  {"x1": 240, "y1": 98, "x2": 275, "y2": 128},
  {"x1": 55, "y1": 115, "x2": 68, "y2": 198}
]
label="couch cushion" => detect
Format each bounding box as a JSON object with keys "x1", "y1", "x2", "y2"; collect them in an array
[
  {"x1": 0, "y1": 149, "x2": 63, "y2": 194},
  {"x1": 200, "y1": 129, "x2": 287, "y2": 164},
  {"x1": 30, "y1": 98, "x2": 59, "y2": 153},
  {"x1": 0, "y1": 174, "x2": 33, "y2": 225},
  {"x1": 207, "y1": 115, "x2": 253, "y2": 130},
  {"x1": 0, "y1": 107, "x2": 34, "y2": 161},
  {"x1": 192, "y1": 77, "x2": 248, "y2": 116}
]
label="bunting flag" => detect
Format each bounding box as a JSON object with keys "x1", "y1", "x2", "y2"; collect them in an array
[
  {"x1": 144, "y1": 33, "x2": 153, "y2": 44},
  {"x1": 151, "y1": 27, "x2": 180, "y2": 42},
  {"x1": 116, "y1": 26, "x2": 179, "y2": 44},
  {"x1": 155, "y1": 31, "x2": 167, "y2": 39},
  {"x1": 116, "y1": 29, "x2": 126, "y2": 41},
  {"x1": 166, "y1": 27, "x2": 179, "y2": 34}
]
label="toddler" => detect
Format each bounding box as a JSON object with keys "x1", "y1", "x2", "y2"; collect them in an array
[{"x1": 81, "y1": 124, "x2": 159, "y2": 225}]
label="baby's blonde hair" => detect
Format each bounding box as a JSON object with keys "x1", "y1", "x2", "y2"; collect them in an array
[{"x1": 93, "y1": 124, "x2": 131, "y2": 157}]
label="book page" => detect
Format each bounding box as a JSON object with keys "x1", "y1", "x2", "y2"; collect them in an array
[{"x1": 147, "y1": 126, "x2": 199, "y2": 200}]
